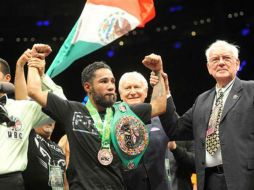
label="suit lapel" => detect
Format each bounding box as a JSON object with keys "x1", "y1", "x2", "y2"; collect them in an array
[
  {"x1": 201, "y1": 89, "x2": 216, "y2": 139},
  {"x1": 204, "y1": 90, "x2": 216, "y2": 126},
  {"x1": 221, "y1": 78, "x2": 242, "y2": 122},
  {"x1": 199, "y1": 78, "x2": 242, "y2": 142}
]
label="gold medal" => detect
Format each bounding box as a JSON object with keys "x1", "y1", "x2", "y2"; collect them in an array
[{"x1": 97, "y1": 149, "x2": 113, "y2": 166}]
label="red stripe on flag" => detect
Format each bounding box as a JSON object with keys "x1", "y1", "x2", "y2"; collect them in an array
[
  {"x1": 138, "y1": 0, "x2": 156, "y2": 27},
  {"x1": 87, "y1": 0, "x2": 155, "y2": 27}
]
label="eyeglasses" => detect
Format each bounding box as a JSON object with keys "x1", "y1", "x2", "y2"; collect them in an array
[{"x1": 208, "y1": 55, "x2": 235, "y2": 65}]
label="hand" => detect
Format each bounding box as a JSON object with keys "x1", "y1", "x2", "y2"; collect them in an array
[
  {"x1": 150, "y1": 71, "x2": 170, "y2": 95},
  {"x1": 142, "y1": 53, "x2": 163, "y2": 72},
  {"x1": 161, "y1": 72, "x2": 170, "y2": 96},
  {"x1": 31, "y1": 44, "x2": 52, "y2": 60},
  {"x1": 149, "y1": 71, "x2": 159, "y2": 87},
  {"x1": 168, "y1": 141, "x2": 177, "y2": 150},
  {"x1": 16, "y1": 49, "x2": 32, "y2": 67},
  {"x1": 27, "y1": 58, "x2": 46, "y2": 77}
]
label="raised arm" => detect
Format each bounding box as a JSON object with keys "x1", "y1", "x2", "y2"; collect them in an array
[
  {"x1": 27, "y1": 61, "x2": 48, "y2": 107},
  {"x1": 142, "y1": 53, "x2": 167, "y2": 117},
  {"x1": 150, "y1": 71, "x2": 170, "y2": 96},
  {"x1": 15, "y1": 49, "x2": 32, "y2": 100},
  {"x1": 27, "y1": 44, "x2": 52, "y2": 107}
]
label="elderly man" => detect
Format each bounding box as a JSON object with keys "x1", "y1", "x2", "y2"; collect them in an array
[
  {"x1": 158, "y1": 40, "x2": 254, "y2": 190},
  {"x1": 118, "y1": 71, "x2": 171, "y2": 190}
]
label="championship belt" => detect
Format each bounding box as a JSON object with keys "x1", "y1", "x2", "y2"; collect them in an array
[{"x1": 111, "y1": 102, "x2": 149, "y2": 170}]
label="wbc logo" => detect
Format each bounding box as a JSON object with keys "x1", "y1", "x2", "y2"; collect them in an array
[{"x1": 7, "y1": 116, "x2": 23, "y2": 140}]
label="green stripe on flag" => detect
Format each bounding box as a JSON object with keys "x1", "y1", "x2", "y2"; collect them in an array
[{"x1": 46, "y1": 21, "x2": 102, "y2": 78}]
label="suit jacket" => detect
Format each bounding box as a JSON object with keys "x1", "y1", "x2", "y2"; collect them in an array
[
  {"x1": 160, "y1": 78, "x2": 254, "y2": 190},
  {"x1": 123, "y1": 117, "x2": 171, "y2": 190}
]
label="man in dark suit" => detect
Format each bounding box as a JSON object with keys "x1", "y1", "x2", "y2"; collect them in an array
[
  {"x1": 156, "y1": 40, "x2": 254, "y2": 190},
  {"x1": 119, "y1": 71, "x2": 171, "y2": 190}
]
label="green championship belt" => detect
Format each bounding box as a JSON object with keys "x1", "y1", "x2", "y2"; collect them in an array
[{"x1": 111, "y1": 102, "x2": 149, "y2": 170}]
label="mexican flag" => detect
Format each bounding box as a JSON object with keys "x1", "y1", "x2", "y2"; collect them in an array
[{"x1": 46, "y1": 0, "x2": 155, "y2": 78}]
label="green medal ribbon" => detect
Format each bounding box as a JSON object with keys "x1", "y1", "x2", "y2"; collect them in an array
[{"x1": 86, "y1": 100, "x2": 113, "y2": 149}]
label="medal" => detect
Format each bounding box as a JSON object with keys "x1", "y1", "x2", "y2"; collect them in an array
[
  {"x1": 98, "y1": 149, "x2": 113, "y2": 166},
  {"x1": 86, "y1": 100, "x2": 114, "y2": 166}
]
